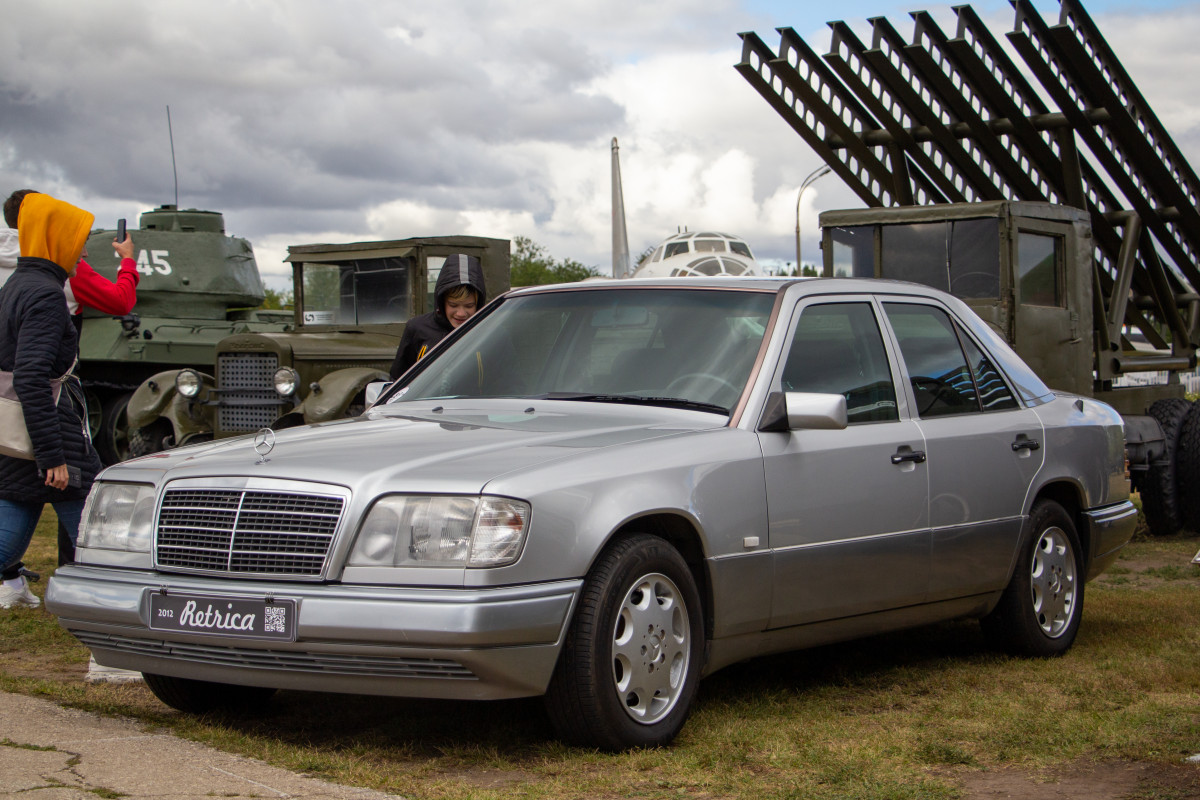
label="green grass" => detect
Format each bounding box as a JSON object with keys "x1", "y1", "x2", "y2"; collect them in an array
[{"x1": 2, "y1": 512, "x2": 1198, "y2": 800}]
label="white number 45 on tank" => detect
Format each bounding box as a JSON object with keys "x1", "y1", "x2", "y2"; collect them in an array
[{"x1": 136, "y1": 250, "x2": 172, "y2": 276}]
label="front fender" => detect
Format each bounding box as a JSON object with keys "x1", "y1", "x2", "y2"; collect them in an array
[
  {"x1": 127, "y1": 369, "x2": 216, "y2": 442},
  {"x1": 291, "y1": 367, "x2": 391, "y2": 424}
]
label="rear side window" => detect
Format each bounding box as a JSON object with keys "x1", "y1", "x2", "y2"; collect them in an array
[
  {"x1": 883, "y1": 303, "x2": 1016, "y2": 417},
  {"x1": 781, "y1": 302, "x2": 898, "y2": 423}
]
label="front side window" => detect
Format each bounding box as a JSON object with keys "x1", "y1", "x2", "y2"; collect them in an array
[
  {"x1": 884, "y1": 303, "x2": 981, "y2": 418},
  {"x1": 781, "y1": 302, "x2": 898, "y2": 423},
  {"x1": 828, "y1": 226, "x2": 875, "y2": 278}
]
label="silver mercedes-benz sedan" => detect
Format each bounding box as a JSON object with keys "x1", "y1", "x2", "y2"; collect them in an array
[{"x1": 47, "y1": 277, "x2": 1136, "y2": 750}]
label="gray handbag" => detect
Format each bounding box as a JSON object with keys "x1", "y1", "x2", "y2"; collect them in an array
[{"x1": 0, "y1": 359, "x2": 75, "y2": 460}]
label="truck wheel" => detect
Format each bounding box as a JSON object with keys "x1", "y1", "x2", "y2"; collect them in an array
[
  {"x1": 129, "y1": 420, "x2": 174, "y2": 457},
  {"x1": 1140, "y1": 398, "x2": 1192, "y2": 536},
  {"x1": 95, "y1": 392, "x2": 133, "y2": 465},
  {"x1": 1175, "y1": 401, "x2": 1200, "y2": 533},
  {"x1": 544, "y1": 534, "x2": 704, "y2": 750},
  {"x1": 980, "y1": 498, "x2": 1083, "y2": 657},
  {"x1": 143, "y1": 673, "x2": 276, "y2": 714}
]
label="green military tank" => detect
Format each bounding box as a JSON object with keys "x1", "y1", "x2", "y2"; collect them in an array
[{"x1": 79, "y1": 204, "x2": 291, "y2": 463}]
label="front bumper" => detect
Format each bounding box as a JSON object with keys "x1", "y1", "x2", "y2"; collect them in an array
[{"x1": 47, "y1": 565, "x2": 581, "y2": 700}]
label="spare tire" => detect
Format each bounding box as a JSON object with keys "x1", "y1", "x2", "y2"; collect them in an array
[
  {"x1": 1175, "y1": 401, "x2": 1200, "y2": 534},
  {"x1": 1140, "y1": 398, "x2": 1192, "y2": 536}
]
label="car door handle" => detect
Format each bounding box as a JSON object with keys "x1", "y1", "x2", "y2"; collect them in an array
[
  {"x1": 1012, "y1": 437, "x2": 1041, "y2": 452},
  {"x1": 891, "y1": 450, "x2": 926, "y2": 464}
]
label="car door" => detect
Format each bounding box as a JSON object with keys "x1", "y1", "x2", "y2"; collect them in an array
[
  {"x1": 881, "y1": 301, "x2": 1045, "y2": 602},
  {"x1": 759, "y1": 298, "x2": 930, "y2": 629}
]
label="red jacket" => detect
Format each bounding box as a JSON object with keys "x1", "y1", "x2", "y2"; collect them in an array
[{"x1": 65, "y1": 258, "x2": 139, "y2": 315}]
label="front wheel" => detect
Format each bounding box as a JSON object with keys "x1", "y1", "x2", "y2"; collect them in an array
[
  {"x1": 981, "y1": 499, "x2": 1083, "y2": 657},
  {"x1": 142, "y1": 673, "x2": 276, "y2": 714},
  {"x1": 544, "y1": 534, "x2": 704, "y2": 750}
]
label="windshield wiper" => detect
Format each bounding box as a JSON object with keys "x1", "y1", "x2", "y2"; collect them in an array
[{"x1": 533, "y1": 392, "x2": 730, "y2": 415}]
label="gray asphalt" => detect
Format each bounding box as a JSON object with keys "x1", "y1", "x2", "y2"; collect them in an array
[{"x1": 0, "y1": 690, "x2": 405, "y2": 800}]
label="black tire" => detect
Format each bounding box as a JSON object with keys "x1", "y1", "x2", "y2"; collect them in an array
[
  {"x1": 544, "y1": 534, "x2": 704, "y2": 750},
  {"x1": 981, "y1": 499, "x2": 1084, "y2": 657},
  {"x1": 142, "y1": 673, "x2": 276, "y2": 714},
  {"x1": 1140, "y1": 398, "x2": 1192, "y2": 536},
  {"x1": 1175, "y1": 401, "x2": 1200, "y2": 533},
  {"x1": 128, "y1": 419, "x2": 174, "y2": 457},
  {"x1": 95, "y1": 392, "x2": 133, "y2": 465}
]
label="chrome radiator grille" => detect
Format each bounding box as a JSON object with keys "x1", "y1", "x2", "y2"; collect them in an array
[
  {"x1": 156, "y1": 488, "x2": 344, "y2": 577},
  {"x1": 216, "y1": 353, "x2": 283, "y2": 432}
]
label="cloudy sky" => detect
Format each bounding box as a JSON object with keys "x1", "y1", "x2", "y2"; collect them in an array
[{"x1": 3, "y1": 0, "x2": 1199, "y2": 291}]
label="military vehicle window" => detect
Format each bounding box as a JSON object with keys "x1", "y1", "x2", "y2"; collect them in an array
[
  {"x1": 948, "y1": 218, "x2": 1000, "y2": 298},
  {"x1": 300, "y1": 258, "x2": 410, "y2": 325},
  {"x1": 426, "y1": 256, "x2": 445, "y2": 313},
  {"x1": 829, "y1": 226, "x2": 875, "y2": 278},
  {"x1": 664, "y1": 241, "x2": 690, "y2": 258},
  {"x1": 884, "y1": 303, "x2": 981, "y2": 418},
  {"x1": 300, "y1": 263, "x2": 342, "y2": 324},
  {"x1": 694, "y1": 239, "x2": 726, "y2": 252},
  {"x1": 960, "y1": 329, "x2": 1018, "y2": 411},
  {"x1": 729, "y1": 241, "x2": 753, "y2": 258},
  {"x1": 781, "y1": 303, "x2": 898, "y2": 423},
  {"x1": 870, "y1": 219, "x2": 1000, "y2": 298},
  {"x1": 880, "y1": 223, "x2": 950, "y2": 291},
  {"x1": 1018, "y1": 232, "x2": 1062, "y2": 307}
]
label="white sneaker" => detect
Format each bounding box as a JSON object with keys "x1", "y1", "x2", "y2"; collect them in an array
[{"x1": 0, "y1": 577, "x2": 40, "y2": 609}]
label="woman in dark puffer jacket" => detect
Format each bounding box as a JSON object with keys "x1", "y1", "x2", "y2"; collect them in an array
[{"x1": 0, "y1": 193, "x2": 103, "y2": 608}]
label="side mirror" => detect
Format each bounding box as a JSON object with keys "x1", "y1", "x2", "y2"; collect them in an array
[
  {"x1": 364, "y1": 380, "x2": 391, "y2": 407},
  {"x1": 785, "y1": 392, "x2": 848, "y2": 430}
]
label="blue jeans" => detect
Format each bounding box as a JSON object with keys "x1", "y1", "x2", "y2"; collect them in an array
[{"x1": 0, "y1": 499, "x2": 85, "y2": 578}]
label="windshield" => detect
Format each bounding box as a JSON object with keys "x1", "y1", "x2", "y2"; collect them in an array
[{"x1": 388, "y1": 287, "x2": 776, "y2": 413}]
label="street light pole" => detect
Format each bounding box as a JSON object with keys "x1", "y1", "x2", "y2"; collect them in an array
[{"x1": 795, "y1": 165, "x2": 832, "y2": 273}]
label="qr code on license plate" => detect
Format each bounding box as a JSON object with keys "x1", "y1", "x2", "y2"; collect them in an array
[{"x1": 264, "y1": 605, "x2": 288, "y2": 633}]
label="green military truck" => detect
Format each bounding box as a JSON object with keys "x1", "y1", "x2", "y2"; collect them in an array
[
  {"x1": 738, "y1": 1, "x2": 1200, "y2": 535},
  {"x1": 125, "y1": 235, "x2": 510, "y2": 453},
  {"x1": 79, "y1": 205, "x2": 290, "y2": 463}
]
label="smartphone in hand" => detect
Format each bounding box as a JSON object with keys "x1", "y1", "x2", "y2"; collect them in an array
[{"x1": 117, "y1": 218, "x2": 127, "y2": 243}]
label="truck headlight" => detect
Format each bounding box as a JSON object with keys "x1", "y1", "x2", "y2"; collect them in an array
[
  {"x1": 348, "y1": 495, "x2": 530, "y2": 568},
  {"x1": 175, "y1": 369, "x2": 202, "y2": 398},
  {"x1": 77, "y1": 482, "x2": 157, "y2": 553},
  {"x1": 273, "y1": 367, "x2": 300, "y2": 398}
]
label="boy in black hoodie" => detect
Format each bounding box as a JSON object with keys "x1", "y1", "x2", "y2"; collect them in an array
[{"x1": 389, "y1": 253, "x2": 486, "y2": 380}]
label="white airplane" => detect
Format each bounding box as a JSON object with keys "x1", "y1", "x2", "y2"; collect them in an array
[{"x1": 611, "y1": 138, "x2": 763, "y2": 279}]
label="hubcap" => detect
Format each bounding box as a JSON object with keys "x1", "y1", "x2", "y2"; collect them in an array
[
  {"x1": 1030, "y1": 525, "x2": 1076, "y2": 637},
  {"x1": 611, "y1": 572, "x2": 690, "y2": 725}
]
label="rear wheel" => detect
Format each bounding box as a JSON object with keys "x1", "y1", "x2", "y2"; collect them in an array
[
  {"x1": 1140, "y1": 398, "x2": 1192, "y2": 536},
  {"x1": 981, "y1": 499, "x2": 1083, "y2": 657},
  {"x1": 544, "y1": 534, "x2": 704, "y2": 750},
  {"x1": 1175, "y1": 402, "x2": 1200, "y2": 533},
  {"x1": 142, "y1": 673, "x2": 276, "y2": 714}
]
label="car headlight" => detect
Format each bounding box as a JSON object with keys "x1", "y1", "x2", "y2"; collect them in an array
[
  {"x1": 175, "y1": 369, "x2": 202, "y2": 398},
  {"x1": 273, "y1": 367, "x2": 300, "y2": 398},
  {"x1": 77, "y1": 482, "x2": 157, "y2": 553},
  {"x1": 348, "y1": 495, "x2": 530, "y2": 568}
]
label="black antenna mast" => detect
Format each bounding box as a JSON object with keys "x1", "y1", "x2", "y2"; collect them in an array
[{"x1": 166, "y1": 105, "x2": 179, "y2": 208}]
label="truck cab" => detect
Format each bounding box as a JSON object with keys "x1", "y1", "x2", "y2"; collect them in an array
[{"x1": 125, "y1": 235, "x2": 510, "y2": 452}]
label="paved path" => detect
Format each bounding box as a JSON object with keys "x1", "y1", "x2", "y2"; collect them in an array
[{"x1": 0, "y1": 691, "x2": 404, "y2": 800}]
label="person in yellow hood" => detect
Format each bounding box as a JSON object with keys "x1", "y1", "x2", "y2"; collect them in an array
[{"x1": 0, "y1": 193, "x2": 103, "y2": 609}]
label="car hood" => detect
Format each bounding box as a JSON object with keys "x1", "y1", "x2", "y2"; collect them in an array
[{"x1": 112, "y1": 399, "x2": 727, "y2": 494}]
